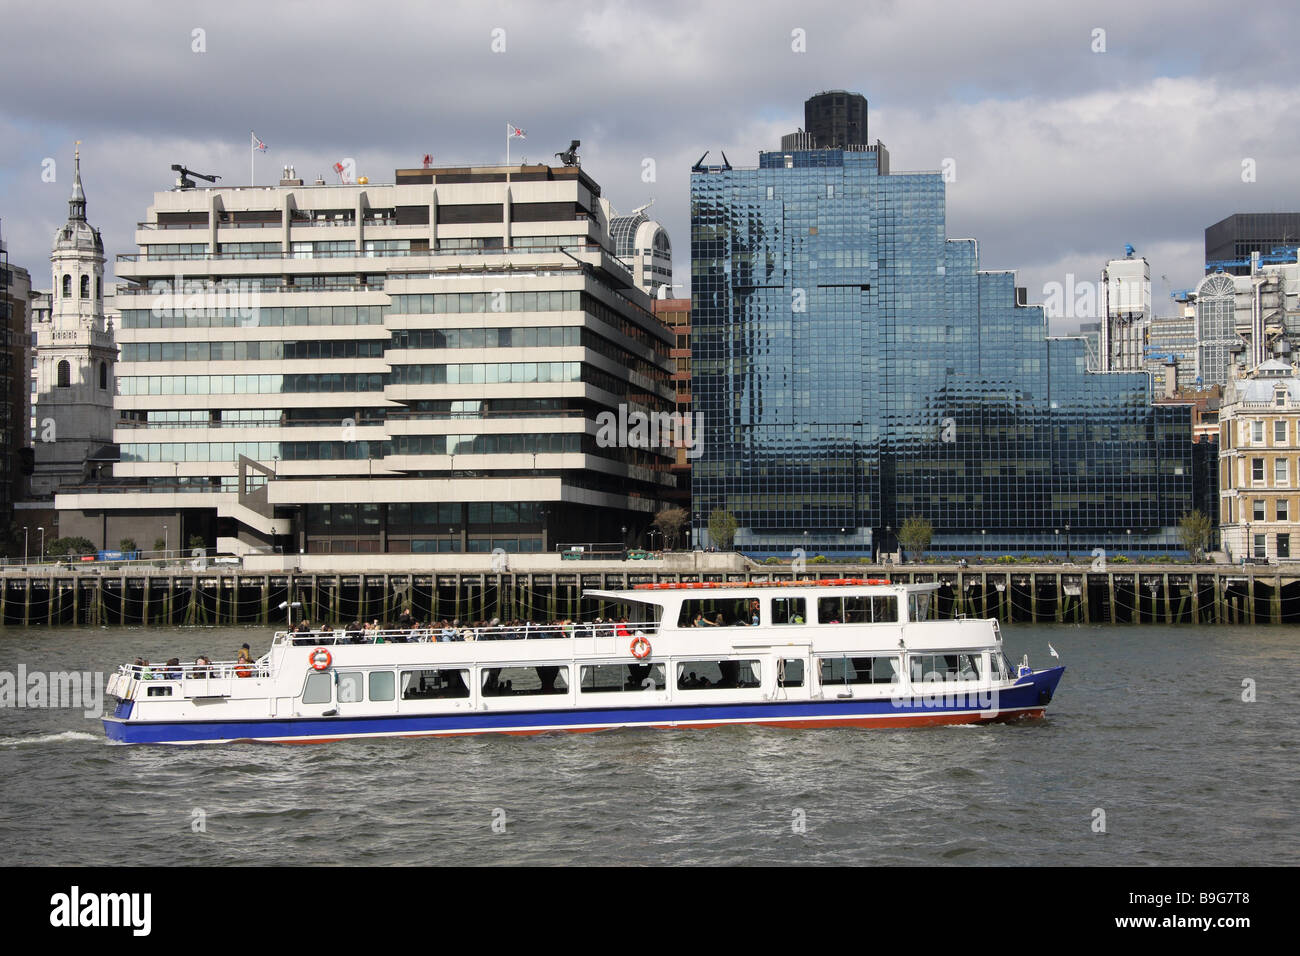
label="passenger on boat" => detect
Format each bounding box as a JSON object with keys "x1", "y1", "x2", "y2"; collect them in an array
[
  {"x1": 292, "y1": 622, "x2": 314, "y2": 646},
  {"x1": 193, "y1": 655, "x2": 212, "y2": 679},
  {"x1": 397, "y1": 607, "x2": 414, "y2": 630},
  {"x1": 164, "y1": 658, "x2": 182, "y2": 680},
  {"x1": 690, "y1": 612, "x2": 704, "y2": 628}
]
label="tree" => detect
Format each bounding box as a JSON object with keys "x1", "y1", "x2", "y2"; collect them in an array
[
  {"x1": 897, "y1": 516, "x2": 933, "y2": 563},
  {"x1": 119, "y1": 538, "x2": 138, "y2": 554},
  {"x1": 188, "y1": 534, "x2": 206, "y2": 551},
  {"x1": 153, "y1": 537, "x2": 167, "y2": 553},
  {"x1": 1178, "y1": 509, "x2": 1213, "y2": 563},
  {"x1": 46, "y1": 536, "x2": 96, "y2": 558},
  {"x1": 707, "y1": 509, "x2": 738, "y2": 551},
  {"x1": 652, "y1": 506, "x2": 689, "y2": 550}
]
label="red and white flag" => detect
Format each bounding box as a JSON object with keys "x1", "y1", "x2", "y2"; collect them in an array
[
  {"x1": 508, "y1": 124, "x2": 526, "y2": 139},
  {"x1": 251, "y1": 132, "x2": 268, "y2": 152}
]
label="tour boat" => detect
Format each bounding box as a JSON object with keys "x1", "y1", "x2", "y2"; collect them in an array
[{"x1": 101, "y1": 579, "x2": 1064, "y2": 745}]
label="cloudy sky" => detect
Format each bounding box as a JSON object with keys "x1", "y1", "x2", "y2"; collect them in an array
[{"x1": 2, "y1": 0, "x2": 1298, "y2": 332}]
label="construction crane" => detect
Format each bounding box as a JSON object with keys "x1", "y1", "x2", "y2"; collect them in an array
[{"x1": 171, "y1": 164, "x2": 220, "y2": 189}]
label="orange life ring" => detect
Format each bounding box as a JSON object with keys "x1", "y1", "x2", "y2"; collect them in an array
[
  {"x1": 235, "y1": 664, "x2": 252, "y2": 678},
  {"x1": 309, "y1": 647, "x2": 332, "y2": 671},
  {"x1": 630, "y1": 635, "x2": 652, "y2": 659}
]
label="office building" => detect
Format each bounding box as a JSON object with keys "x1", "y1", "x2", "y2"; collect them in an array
[
  {"x1": 1194, "y1": 253, "x2": 1300, "y2": 387},
  {"x1": 0, "y1": 230, "x2": 32, "y2": 525},
  {"x1": 55, "y1": 161, "x2": 677, "y2": 554},
  {"x1": 690, "y1": 92, "x2": 1195, "y2": 556},
  {"x1": 1205, "y1": 213, "x2": 1300, "y2": 275},
  {"x1": 607, "y1": 201, "x2": 673, "y2": 298},
  {"x1": 1219, "y1": 360, "x2": 1300, "y2": 562},
  {"x1": 652, "y1": 296, "x2": 691, "y2": 505},
  {"x1": 1100, "y1": 246, "x2": 1150, "y2": 371}
]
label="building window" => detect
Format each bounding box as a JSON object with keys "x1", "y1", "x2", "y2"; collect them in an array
[
  {"x1": 61, "y1": 274, "x2": 71, "y2": 297},
  {"x1": 1279, "y1": 499, "x2": 1290, "y2": 521},
  {"x1": 1253, "y1": 499, "x2": 1266, "y2": 521},
  {"x1": 98, "y1": 361, "x2": 107, "y2": 390},
  {"x1": 80, "y1": 275, "x2": 89, "y2": 298},
  {"x1": 1252, "y1": 421, "x2": 1264, "y2": 443},
  {"x1": 1276, "y1": 458, "x2": 1289, "y2": 485},
  {"x1": 1279, "y1": 534, "x2": 1291, "y2": 559},
  {"x1": 1252, "y1": 458, "x2": 1265, "y2": 483},
  {"x1": 1254, "y1": 534, "x2": 1267, "y2": 559},
  {"x1": 56, "y1": 360, "x2": 71, "y2": 388},
  {"x1": 1276, "y1": 421, "x2": 1288, "y2": 444}
]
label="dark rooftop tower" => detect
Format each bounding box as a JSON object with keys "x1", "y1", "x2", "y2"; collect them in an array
[{"x1": 804, "y1": 90, "x2": 868, "y2": 148}]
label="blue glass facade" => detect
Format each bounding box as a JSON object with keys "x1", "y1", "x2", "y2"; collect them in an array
[{"x1": 690, "y1": 147, "x2": 1195, "y2": 556}]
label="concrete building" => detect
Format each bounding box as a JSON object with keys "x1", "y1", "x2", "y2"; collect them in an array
[
  {"x1": 1100, "y1": 246, "x2": 1151, "y2": 371},
  {"x1": 31, "y1": 148, "x2": 118, "y2": 500},
  {"x1": 55, "y1": 161, "x2": 678, "y2": 555},
  {"x1": 1219, "y1": 359, "x2": 1300, "y2": 563}
]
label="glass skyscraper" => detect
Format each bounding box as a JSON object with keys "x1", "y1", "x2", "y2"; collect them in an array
[{"x1": 690, "y1": 100, "x2": 1195, "y2": 557}]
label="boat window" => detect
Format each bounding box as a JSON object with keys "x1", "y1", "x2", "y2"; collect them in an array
[
  {"x1": 368, "y1": 671, "x2": 395, "y2": 701},
  {"x1": 401, "y1": 669, "x2": 471, "y2": 699},
  {"x1": 678, "y1": 598, "x2": 753, "y2": 627},
  {"x1": 675, "y1": 660, "x2": 761, "y2": 690},
  {"x1": 481, "y1": 665, "x2": 569, "y2": 697},
  {"x1": 905, "y1": 593, "x2": 928, "y2": 621},
  {"x1": 777, "y1": 659, "x2": 804, "y2": 687},
  {"x1": 817, "y1": 595, "x2": 877, "y2": 623},
  {"x1": 580, "y1": 663, "x2": 666, "y2": 692},
  {"x1": 302, "y1": 672, "x2": 332, "y2": 704},
  {"x1": 146, "y1": 685, "x2": 173, "y2": 697},
  {"x1": 337, "y1": 671, "x2": 364, "y2": 702},
  {"x1": 957, "y1": 654, "x2": 982, "y2": 679},
  {"x1": 910, "y1": 654, "x2": 963, "y2": 682},
  {"x1": 818, "y1": 656, "x2": 902, "y2": 685},
  {"x1": 988, "y1": 652, "x2": 1009, "y2": 679},
  {"x1": 771, "y1": 598, "x2": 806, "y2": 625}
]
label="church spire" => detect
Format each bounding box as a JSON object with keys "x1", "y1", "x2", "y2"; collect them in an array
[{"x1": 68, "y1": 141, "x2": 86, "y2": 222}]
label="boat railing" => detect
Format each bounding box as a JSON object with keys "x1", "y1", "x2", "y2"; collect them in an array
[
  {"x1": 272, "y1": 622, "x2": 663, "y2": 645},
  {"x1": 116, "y1": 659, "x2": 270, "y2": 681}
]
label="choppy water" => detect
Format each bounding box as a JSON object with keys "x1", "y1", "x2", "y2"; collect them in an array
[{"x1": 0, "y1": 623, "x2": 1295, "y2": 866}]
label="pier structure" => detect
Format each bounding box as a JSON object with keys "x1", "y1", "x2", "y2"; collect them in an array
[{"x1": 1, "y1": 563, "x2": 1295, "y2": 627}]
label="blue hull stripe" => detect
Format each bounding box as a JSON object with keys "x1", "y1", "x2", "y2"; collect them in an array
[{"x1": 103, "y1": 668, "x2": 1064, "y2": 744}]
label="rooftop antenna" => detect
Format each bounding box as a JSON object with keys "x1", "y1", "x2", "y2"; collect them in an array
[{"x1": 691, "y1": 151, "x2": 710, "y2": 171}]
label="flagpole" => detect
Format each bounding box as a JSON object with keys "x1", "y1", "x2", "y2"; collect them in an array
[
  {"x1": 250, "y1": 132, "x2": 255, "y2": 187},
  {"x1": 506, "y1": 122, "x2": 510, "y2": 166}
]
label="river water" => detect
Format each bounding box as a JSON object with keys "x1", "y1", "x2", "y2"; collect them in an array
[{"x1": 0, "y1": 622, "x2": 1295, "y2": 866}]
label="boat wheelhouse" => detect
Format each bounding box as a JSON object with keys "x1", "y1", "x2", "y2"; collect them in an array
[{"x1": 102, "y1": 579, "x2": 1064, "y2": 745}]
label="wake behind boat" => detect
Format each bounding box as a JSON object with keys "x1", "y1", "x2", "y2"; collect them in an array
[{"x1": 102, "y1": 579, "x2": 1064, "y2": 745}]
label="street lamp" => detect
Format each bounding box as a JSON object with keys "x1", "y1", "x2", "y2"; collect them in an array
[
  {"x1": 38, "y1": 527, "x2": 45, "y2": 563},
  {"x1": 163, "y1": 523, "x2": 168, "y2": 557},
  {"x1": 23, "y1": 526, "x2": 28, "y2": 566},
  {"x1": 1054, "y1": 528, "x2": 1059, "y2": 562},
  {"x1": 981, "y1": 528, "x2": 986, "y2": 563},
  {"x1": 279, "y1": 600, "x2": 302, "y2": 629},
  {"x1": 1065, "y1": 523, "x2": 1071, "y2": 563}
]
